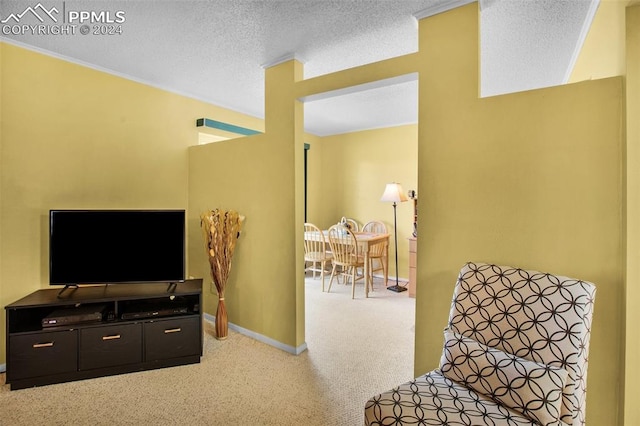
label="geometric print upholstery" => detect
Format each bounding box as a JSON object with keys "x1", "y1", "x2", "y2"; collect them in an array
[
  {"x1": 448, "y1": 263, "x2": 596, "y2": 426},
  {"x1": 364, "y1": 262, "x2": 596, "y2": 426},
  {"x1": 365, "y1": 370, "x2": 544, "y2": 426},
  {"x1": 440, "y1": 330, "x2": 569, "y2": 426}
]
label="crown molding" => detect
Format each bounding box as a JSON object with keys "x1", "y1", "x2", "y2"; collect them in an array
[
  {"x1": 261, "y1": 53, "x2": 307, "y2": 69},
  {"x1": 413, "y1": 0, "x2": 476, "y2": 20},
  {"x1": 563, "y1": 0, "x2": 600, "y2": 83},
  {"x1": 0, "y1": 37, "x2": 262, "y2": 119}
]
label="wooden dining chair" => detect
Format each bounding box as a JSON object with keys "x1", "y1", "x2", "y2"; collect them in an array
[
  {"x1": 304, "y1": 223, "x2": 332, "y2": 291},
  {"x1": 362, "y1": 220, "x2": 387, "y2": 234},
  {"x1": 327, "y1": 224, "x2": 365, "y2": 299},
  {"x1": 335, "y1": 218, "x2": 360, "y2": 283},
  {"x1": 362, "y1": 221, "x2": 389, "y2": 288},
  {"x1": 365, "y1": 239, "x2": 388, "y2": 291}
]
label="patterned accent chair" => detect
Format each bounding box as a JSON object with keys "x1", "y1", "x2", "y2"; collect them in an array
[{"x1": 364, "y1": 262, "x2": 596, "y2": 426}]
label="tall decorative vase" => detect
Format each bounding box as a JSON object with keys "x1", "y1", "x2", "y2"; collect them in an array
[{"x1": 200, "y1": 209, "x2": 244, "y2": 340}]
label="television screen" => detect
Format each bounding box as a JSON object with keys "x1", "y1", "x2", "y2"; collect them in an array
[{"x1": 49, "y1": 210, "x2": 185, "y2": 285}]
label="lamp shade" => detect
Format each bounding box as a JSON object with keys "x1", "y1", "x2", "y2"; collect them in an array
[{"x1": 380, "y1": 183, "x2": 409, "y2": 203}]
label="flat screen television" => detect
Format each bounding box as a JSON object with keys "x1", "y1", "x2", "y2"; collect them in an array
[{"x1": 49, "y1": 209, "x2": 185, "y2": 286}]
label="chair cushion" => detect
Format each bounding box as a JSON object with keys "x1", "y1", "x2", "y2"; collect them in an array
[
  {"x1": 440, "y1": 330, "x2": 568, "y2": 426},
  {"x1": 364, "y1": 370, "x2": 552, "y2": 426}
]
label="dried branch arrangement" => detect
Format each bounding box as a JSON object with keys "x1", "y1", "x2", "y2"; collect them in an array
[{"x1": 200, "y1": 209, "x2": 245, "y2": 340}]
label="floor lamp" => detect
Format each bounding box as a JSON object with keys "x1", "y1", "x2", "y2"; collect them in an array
[{"x1": 380, "y1": 182, "x2": 408, "y2": 292}]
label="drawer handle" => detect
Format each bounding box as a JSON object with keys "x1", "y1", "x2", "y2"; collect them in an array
[
  {"x1": 102, "y1": 334, "x2": 121, "y2": 341},
  {"x1": 164, "y1": 328, "x2": 181, "y2": 334},
  {"x1": 33, "y1": 342, "x2": 54, "y2": 348}
]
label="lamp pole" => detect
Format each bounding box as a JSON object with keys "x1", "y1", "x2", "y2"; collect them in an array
[
  {"x1": 388, "y1": 200, "x2": 406, "y2": 292},
  {"x1": 380, "y1": 182, "x2": 408, "y2": 293}
]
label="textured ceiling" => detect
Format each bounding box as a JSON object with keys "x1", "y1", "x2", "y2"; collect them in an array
[
  {"x1": 0, "y1": 0, "x2": 597, "y2": 136},
  {"x1": 480, "y1": 0, "x2": 596, "y2": 97}
]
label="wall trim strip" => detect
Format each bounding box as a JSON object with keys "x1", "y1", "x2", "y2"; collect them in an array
[{"x1": 196, "y1": 118, "x2": 261, "y2": 136}]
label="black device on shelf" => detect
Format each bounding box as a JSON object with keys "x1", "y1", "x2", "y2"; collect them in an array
[
  {"x1": 49, "y1": 209, "x2": 185, "y2": 288},
  {"x1": 4, "y1": 279, "x2": 203, "y2": 390},
  {"x1": 42, "y1": 304, "x2": 107, "y2": 328},
  {"x1": 120, "y1": 298, "x2": 190, "y2": 320}
]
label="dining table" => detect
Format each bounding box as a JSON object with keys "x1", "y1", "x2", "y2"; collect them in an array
[{"x1": 304, "y1": 229, "x2": 389, "y2": 297}]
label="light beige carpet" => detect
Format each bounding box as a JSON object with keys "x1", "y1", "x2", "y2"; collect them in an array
[{"x1": 0, "y1": 276, "x2": 416, "y2": 425}]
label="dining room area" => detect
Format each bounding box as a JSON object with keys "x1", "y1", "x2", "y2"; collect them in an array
[
  {"x1": 302, "y1": 123, "x2": 418, "y2": 300},
  {"x1": 304, "y1": 218, "x2": 391, "y2": 298}
]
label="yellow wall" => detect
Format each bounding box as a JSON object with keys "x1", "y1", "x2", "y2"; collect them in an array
[
  {"x1": 625, "y1": 5, "x2": 640, "y2": 424},
  {"x1": 187, "y1": 60, "x2": 306, "y2": 350},
  {"x1": 415, "y1": 5, "x2": 623, "y2": 424},
  {"x1": 0, "y1": 42, "x2": 264, "y2": 363},
  {"x1": 569, "y1": 2, "x2": 640, "y2": 422},
  {"x1": 316, "y1": 126, "x2": 417, "y2": 280}
]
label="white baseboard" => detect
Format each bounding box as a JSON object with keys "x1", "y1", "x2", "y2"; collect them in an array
[
  {"x1": 203, "y1": 313, "x2": 307, "y2": 355},
  {"x1": 0, "y1": 363, "x2": 5, "y2": 373}
]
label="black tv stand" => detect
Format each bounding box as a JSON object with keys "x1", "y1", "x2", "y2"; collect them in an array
[
  {"x1": 57, "y1": 284, "x2": 79, "y2": 298},
  {"x1": 166, "y1": 281, "x2": 178, "y2": 293},
  {"x1": 4, "y1": 279, "x2": 203, "y2": 390}
]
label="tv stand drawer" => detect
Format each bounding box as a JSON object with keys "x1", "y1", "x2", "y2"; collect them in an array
[
  {"x1": 79, "y1": 323, "x2": 143, "y2": 370},
  {"x1": 9, "y1": 330, "x2": 78, "y2": 380},
  {"x1": 144, "y1": 316, "x2": 201, "y2": 361}
]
